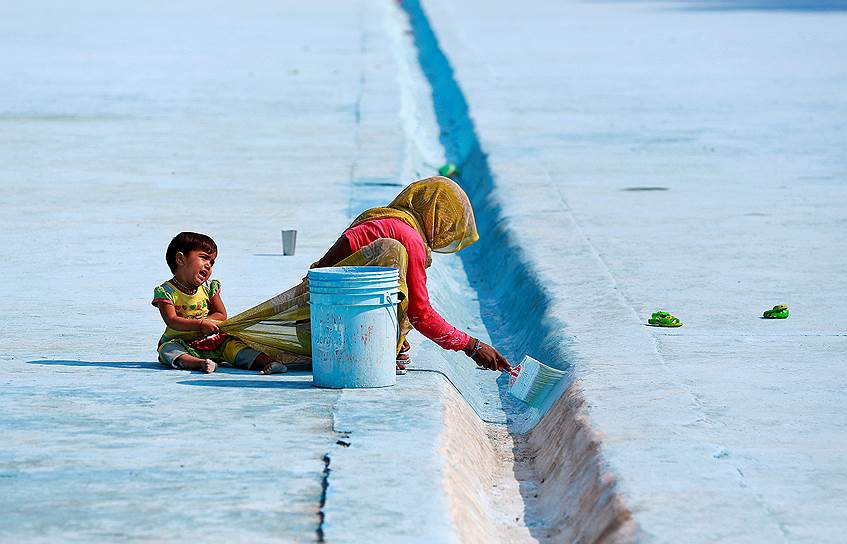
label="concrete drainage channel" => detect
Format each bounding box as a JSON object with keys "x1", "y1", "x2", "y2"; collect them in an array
[
  {"x1": 391, "y1": 0, "x2": 636, "y2": 541},
  {"x1": 317, "y1": 1, "x2": 634, "y2": 541}
]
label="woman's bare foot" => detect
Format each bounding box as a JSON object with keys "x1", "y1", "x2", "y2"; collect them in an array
[
  {"x1": 396, "y1": 339, "x2": 410, "y2": 375},
  {"x1": 260, "y1": 361, "x2": 288, "y2": 375}
]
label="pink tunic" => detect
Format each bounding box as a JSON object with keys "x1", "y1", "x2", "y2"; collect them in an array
[{"x1": 343, "y1": 217, "x2": 471, "y2": 351}]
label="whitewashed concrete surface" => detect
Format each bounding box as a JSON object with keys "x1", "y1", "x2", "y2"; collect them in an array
[
  {"x1": 422, "y1": 0, "x2": 847, "y2": 541},
  {"x1": 0, "y1": 1, "x2": 483, "y2": 541}
]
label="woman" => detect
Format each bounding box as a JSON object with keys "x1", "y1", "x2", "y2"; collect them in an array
[
  {"x1": 219, "y1": 176, "x2": 511, "y2": 374},
  {"x1": 313, "y1": 176, "x2": 511, "y2": 373}
]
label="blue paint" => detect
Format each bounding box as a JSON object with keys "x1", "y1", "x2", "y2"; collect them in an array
[{"x1": 308, "y1": 267, "x2": 401, "y2": 389}]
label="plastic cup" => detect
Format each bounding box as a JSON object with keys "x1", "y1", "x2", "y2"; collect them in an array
[{"x1": 282, "y1": 229, "x2": 297, "y2": 256}]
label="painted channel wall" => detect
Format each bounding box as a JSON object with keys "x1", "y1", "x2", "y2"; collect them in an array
[{"x1": 401, "y1": 0, "x2": 636, "y2": 541}]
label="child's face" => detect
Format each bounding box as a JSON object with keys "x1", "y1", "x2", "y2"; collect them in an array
[{"x1": 175, "y1": 249, "x2": 217, "y2": 286}]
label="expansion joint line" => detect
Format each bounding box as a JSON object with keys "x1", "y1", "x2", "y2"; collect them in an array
[
  {"x1": 316, "y1": 453, "x2": 331, "y2": 543},
  {"x1": 317, "y1": 398, "x2": 354, "y2": 542},
  {"x1": 316, "y1": 439, "x2": 350, "y2": 542}
]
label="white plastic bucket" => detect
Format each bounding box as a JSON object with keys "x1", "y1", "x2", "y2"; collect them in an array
[{"x1": 308, "y1": 266, "x2": 400, "y2": 388}]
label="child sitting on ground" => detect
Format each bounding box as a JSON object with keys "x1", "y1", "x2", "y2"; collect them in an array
[{"x1": 152, "y1": 232, "x2": 287, "y2": 374}]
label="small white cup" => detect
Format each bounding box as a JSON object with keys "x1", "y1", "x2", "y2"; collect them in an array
[{"x1": 281, "y1": 229, "x2": 297, "y2": 256}]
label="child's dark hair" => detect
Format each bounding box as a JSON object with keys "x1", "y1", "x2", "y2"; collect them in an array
[{"x1": 166, "y1": 232, "x2": 217, "y2": 273}]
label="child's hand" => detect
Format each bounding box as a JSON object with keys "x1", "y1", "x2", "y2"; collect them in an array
[{"x1": 199, "y1": 318, "x2": 220, "y2": 335}]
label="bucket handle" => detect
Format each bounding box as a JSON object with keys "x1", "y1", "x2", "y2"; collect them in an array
[{"x1": 383, "y1": 293, "x2": 400, "y2": 341}]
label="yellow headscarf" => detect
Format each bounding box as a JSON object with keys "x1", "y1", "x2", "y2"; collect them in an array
[{"x1": 350, "y1": 176, "x2": 479, "y2": 254}]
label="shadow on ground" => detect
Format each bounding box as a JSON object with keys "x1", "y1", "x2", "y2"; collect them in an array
[
  {"x1": 593, "y1": 0, "x2": 847, "y2": 11},
  {"x1": 178, "y1": 378, "x2": 314, "y2": 389},
  {"x1": 26, "y1": 360, "x2": 315, "y2": 377},
  {"x1": 26, "y1": 359, "x2": 169, "y2": 370}
]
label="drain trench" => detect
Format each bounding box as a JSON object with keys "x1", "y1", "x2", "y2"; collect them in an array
[
  {"x1": 318, "y1": 0, "x2": 633, "y2": 539},
  {"x1": 396, "y1": 0, "x2": 636, "y2": 541}
]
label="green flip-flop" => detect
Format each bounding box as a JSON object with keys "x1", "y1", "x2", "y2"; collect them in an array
[
  {"x1": 648, "y1": 311, "x2": 682, "y2": 327},
  {"x1": 763, "y1": 304, "x2": 789, "y2": 319}
]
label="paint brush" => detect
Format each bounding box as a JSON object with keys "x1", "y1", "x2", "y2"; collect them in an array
[{"x1": 507, "y1": 355, "x2": 567, "y2": 406}]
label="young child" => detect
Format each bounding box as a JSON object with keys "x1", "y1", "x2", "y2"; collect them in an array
[{"x1": 152, "y1": 232, "x2": 287, "y2": 374}]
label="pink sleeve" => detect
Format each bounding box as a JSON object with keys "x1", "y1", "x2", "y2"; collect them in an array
[
  {"x1": 343, "y1": 221, "x2": 382, "y2": 254},
  {"x1": 404, "y1": 246, "x2": 471, "y2": 351},
  {"x1": 343, "y1": 219, "x2": 471, "y2": 351}
]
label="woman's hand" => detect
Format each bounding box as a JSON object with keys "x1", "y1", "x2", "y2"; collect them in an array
[
  {"x1": 199, "y1": 318, "x2": 220, "y2": 335},
  {"x1": 463, "y1": 337, "x2": 511, "y2": 372}
]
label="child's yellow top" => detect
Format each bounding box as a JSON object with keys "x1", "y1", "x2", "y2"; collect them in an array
[{"x1": 152, "y1": 279, "x2": 221, "y2": 345}]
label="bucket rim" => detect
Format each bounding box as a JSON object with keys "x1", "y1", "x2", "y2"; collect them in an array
[{"x1": 309, "y1": 266, "x2": 399, "y2": 276}]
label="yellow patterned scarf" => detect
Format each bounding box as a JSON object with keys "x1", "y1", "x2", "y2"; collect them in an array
[{"x1": 350, "y1": 176, "x2": 479, "y2": 256}]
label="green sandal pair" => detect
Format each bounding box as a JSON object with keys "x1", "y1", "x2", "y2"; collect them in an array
[
  {"x1": 648, "y1": 311, "x2": 682, "y2": 327},
  {"x1": 646, "y1": 305, "x2": 789, "y2": 327},
  {"x1": 763, "y1": 304, "x2": 789, "y2": 319}
]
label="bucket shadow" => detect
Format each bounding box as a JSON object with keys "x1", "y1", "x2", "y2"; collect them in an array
[{"x1": 178, "y1": 379, "x2": 314, "y2": 389}]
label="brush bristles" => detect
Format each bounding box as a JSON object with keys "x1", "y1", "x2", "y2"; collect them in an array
[{"x1": 510, "y1": 356, "x2": 566, "y2": 406}]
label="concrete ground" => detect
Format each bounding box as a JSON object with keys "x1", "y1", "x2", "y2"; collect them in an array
[
  {"x1": 421, "y1": 0, "x2": 847, "y2": 541},
  {"x1": 0, "y1": 1, "x2": 497, "y2": 542},
  {"x1": 2, "y1": 0, "x2": 845, "y2": 542}
]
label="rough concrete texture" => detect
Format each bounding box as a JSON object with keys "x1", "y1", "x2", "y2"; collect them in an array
[
  {"x1": 4, "y1": 0, "x2": 844, "y2": 541},
  {"x1": 0, "y1": 0, "x2": 506, "y2": 541},
  {"x1": 439, "y1": 383, "x2": 529, "y2": 543},
  {"x1": 420, "y1": 0, "x2": 847, "y2": 541},
  {"x1": 0, "y1": 0, "x2": 369, "y2": 539}
]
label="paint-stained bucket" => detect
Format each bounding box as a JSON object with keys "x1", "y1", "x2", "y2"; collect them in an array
[{"x1": 308, "y1": 266, "x2": 400, "y2": 388}]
